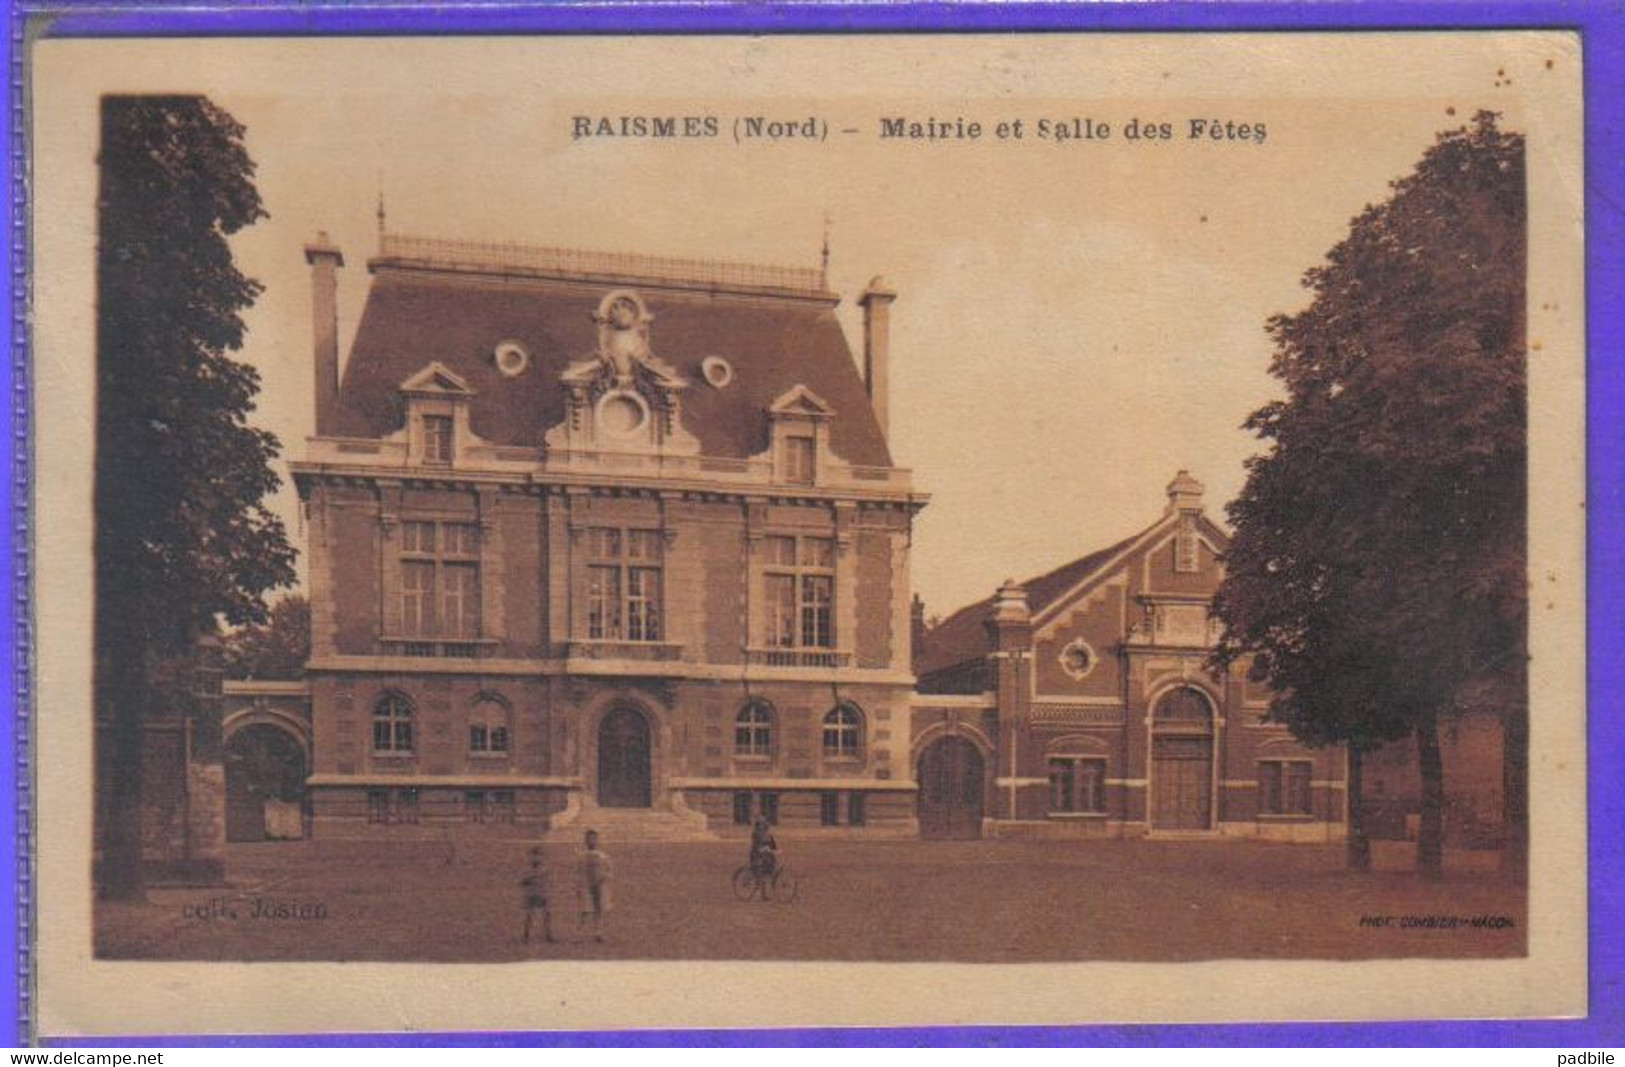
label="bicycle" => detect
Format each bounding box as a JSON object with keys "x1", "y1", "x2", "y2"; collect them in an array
[{"x1": 732, "y1": 860, "x2": 799, "y2": 903}]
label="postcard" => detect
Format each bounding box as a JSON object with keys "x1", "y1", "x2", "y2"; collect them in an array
[{"x1": 27, "y1": 31, "x2": 1585, "y2": 1037}]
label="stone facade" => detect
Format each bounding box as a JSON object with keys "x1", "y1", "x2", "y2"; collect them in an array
[
  {"x1": 292, "y1": 233, "x2": 924, "y2": 838},
  {"x1": 912, "y1": 473, "x2": 1348, "y2": 841}
]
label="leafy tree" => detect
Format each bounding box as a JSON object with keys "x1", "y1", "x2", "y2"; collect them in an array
[
  {"x1": 1211, "y1": 112, "x2": 1526, "y2": 878},
  {"x1": 95, "y1": 96, "x2": 296, "y2": 898},
  {"x1": 223, "y1": 595, "x2": 310, "y2": 681}
]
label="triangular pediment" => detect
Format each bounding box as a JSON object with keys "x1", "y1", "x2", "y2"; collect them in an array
[
  {"x1": 768, "y1": 384, "x2": 835, "y2": 419},
  {"x1": 399, "y1": 361, "x2": 475, "y2": 397}
]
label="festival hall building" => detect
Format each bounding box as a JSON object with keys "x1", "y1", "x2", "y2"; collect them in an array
[
  {"x1": 910, "y1": 473, "x2": 1349, "y2": 840},
  {"x1": 290, "y1": 232, "x2": 926, "y2": 838}
]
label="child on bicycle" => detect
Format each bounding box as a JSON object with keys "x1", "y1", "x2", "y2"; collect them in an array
[{"x1": 748, "y1": 817, "x2": 779, "y2": 879}]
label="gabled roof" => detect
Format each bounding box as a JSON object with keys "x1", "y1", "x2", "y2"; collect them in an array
[
  {"x1": 328, "y1": 262, "x2": 892, "y2": 467},
  {"x1": 914, "y1": 508, "x2": 1230, "y2": 692},
  {"x1": 915, "y1": 525, "x2": 1153, "y2": 690}
]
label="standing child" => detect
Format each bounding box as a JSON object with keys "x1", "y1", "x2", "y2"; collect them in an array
[
  {"x1": 519, "y1": 846, "x2": 554, "y2": 945},
  {"x1": 578, "y1": 829, "x2": 612, "y2": 943}
]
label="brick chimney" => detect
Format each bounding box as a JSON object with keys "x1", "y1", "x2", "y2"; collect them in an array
[
  {"x1": 859, "y1": 276, "x2": 896, "y2": 440},
  {"x1": 304, "y1": 232, "x2": 345, "y2": 435},
  {"x1": 1165, "y1": 469, "x2": 1205, "y2": 515}
]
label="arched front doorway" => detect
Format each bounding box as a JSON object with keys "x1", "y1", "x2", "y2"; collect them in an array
[
  {"x1": 597, "y1": 705, "x2": 652, "y2": 808},
  {"x1": 917, "y1": 736, "x2": 985, "y2": 839},
  {"x1": 224, "y1": 724, "x2": 308, "y2": 842},
  {"x1": 1150, "y1": 686, "x2": 1215, "y2": 831}
]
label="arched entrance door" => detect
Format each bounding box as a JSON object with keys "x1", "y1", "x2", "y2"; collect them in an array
[
  {"x1": 224, "y1": 724, "x2": 308, "y2": 842},
  {"x1": 917, "y1": 736, "x2": 985, "y2": 839},
  {"x1": 597, "y1": 706, "x2": 652, "y2": 808},
  {"x1": 1151, "y1": 687, "x2": 1215, "y2": 831}
]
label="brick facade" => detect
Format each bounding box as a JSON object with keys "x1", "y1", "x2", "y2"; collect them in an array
[
  {"x1": 292, "y1": 234, "x2": 923, "y2": 838},
  {"x1": 912, "y1": 472, "x2": 1348, "y2": 841}
]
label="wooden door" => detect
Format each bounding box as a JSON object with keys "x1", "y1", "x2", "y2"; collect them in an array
[
  {"x1": 598, "y1": 706, "x2": 652, "y2": 808},
  {"x1": 918, "y1": 737, "x2": 985, "y2": 839},
  {"x1": 1152, "y1": 735, "x2": 1212, "y2": 830}
]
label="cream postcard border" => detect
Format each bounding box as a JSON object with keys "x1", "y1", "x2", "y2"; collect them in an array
[{"x1": 29, "y1": 33, "x2": 1586, "y2": 1036}]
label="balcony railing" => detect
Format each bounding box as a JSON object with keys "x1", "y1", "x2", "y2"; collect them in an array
[
  {"x1": 380, "y1": 637, "x2": 494, "y2": 659},
  {"x1": 380, "y1": 233, "x2": 827, "y2": 294},
  {"x1": 747, "y1": 648, "x2": 852, "y2": 669},
  {"x1": 566, "y1": 639, "x2": 685, "y2": 663}
]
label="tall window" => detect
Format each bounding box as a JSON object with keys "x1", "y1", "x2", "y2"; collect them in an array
[
  {"x1": 373, "y1": 693, "x2": 414, "y2": 754},
  {"x1": 1258, "y1": 760, "x2": 1314, "y2": 815},
  {"x1": 469, "y1": 697, "x2": 510, "y2": 756},
  {"x1": 423, "y1": 415, "x2": 454, "y2": 464},
  {"x1": 586, "y1": 528, "x2": 663, "y2": 641},
  {"x1": 763, "y1": 535, "x2": 835, "y2": 648},
  {"x1": 822, "y1": 703, "x2": 864, "y2": 759},
  {"x1": 784, "y1": 435, "x2": 816, "y2": 484},
  {"x1": 400, "y1": 520, "x2": 480, "y2": 638},
  {"x1": 1049, "y1": 757, "x2": 1107, "y2": 814},
  {"x1": 735, "y1": 700, "x2": 774, "y2": 757}
]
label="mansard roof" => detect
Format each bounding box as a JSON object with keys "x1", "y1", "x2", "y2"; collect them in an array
[{"x1": 327, "y1": 240, "x2": 892, "y2": 467}]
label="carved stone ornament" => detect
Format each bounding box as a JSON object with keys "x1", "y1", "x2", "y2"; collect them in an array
[
  {"x1": 596, "y1": 293, "x2": 653, "y2": 385},
  {"x1": 545, "y1": 289, "x2": 699, "y2": 456}
]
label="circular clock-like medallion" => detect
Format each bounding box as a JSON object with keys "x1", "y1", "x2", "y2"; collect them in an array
[
  {"x1": 1059, "y1": 638, "x2": 1097, "y2": 680},
  {"x1": 493, "y1": 340, "x2": 530, "y2": 377},
  {"x1": 701, "y1": 356, "x2": 734, "y2": 389},
  {"x1": 597, "y1": 390, "x2": 648, "y2": 437}
]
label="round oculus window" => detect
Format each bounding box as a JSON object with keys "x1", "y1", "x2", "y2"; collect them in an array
[
  {"x1": 701, "y1": 356, "x2": 735, "y2": 389},
  {"x1": 493, "y1": 341, "x2": 530, "y2": 378},
  {"x1": 1059, "y1": 639, "x2": 1097, "y2": 680},
  {"x1": 597, "y1": 391, "x2": 648, "y2": 437}
]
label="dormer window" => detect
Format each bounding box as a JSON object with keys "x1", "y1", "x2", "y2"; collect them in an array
[
  {"x1": 423, "y1": 415, "x2": 453, "y2": 465},
  {"x1": 398, "y1": 362, "x2": 477, "y2": 467},
  {"x1": 764, "y1": 385, "x2": 837, "y2": 486},
  {"x1": 784, "y1": 435, "x2": 816, "y2": 484}
]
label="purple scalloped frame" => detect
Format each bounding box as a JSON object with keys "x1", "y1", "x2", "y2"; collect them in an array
[{"x1": 8, "y1": 0, "x2": 1621, "y2": 1048}]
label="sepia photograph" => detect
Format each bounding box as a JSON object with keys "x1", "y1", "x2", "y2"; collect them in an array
[{"x1": 29, "y1": 31, "x2": 1585, "y2": 1036}]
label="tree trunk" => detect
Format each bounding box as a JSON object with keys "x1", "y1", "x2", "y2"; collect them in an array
[
  {"x1": 95, "y1": 569, "x2": 149, "y2": 902},
  {"x1": 1416, "y1": 717, "x2": 1446, "y2": 880},
  {"x1": 96, "y1": 645, "x2": 147, "y2": 901},
  {"x1": 1346, "y1": 745, "x2": 1371, "y2": 872},
  {"x1": 1501, "y1": 701, "x2": 1528, "y2": 881}
]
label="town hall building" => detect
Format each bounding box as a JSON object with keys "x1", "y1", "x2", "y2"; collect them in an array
[{"x1": 290, "y1": 231, "x2": 926, "y2": 838}]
